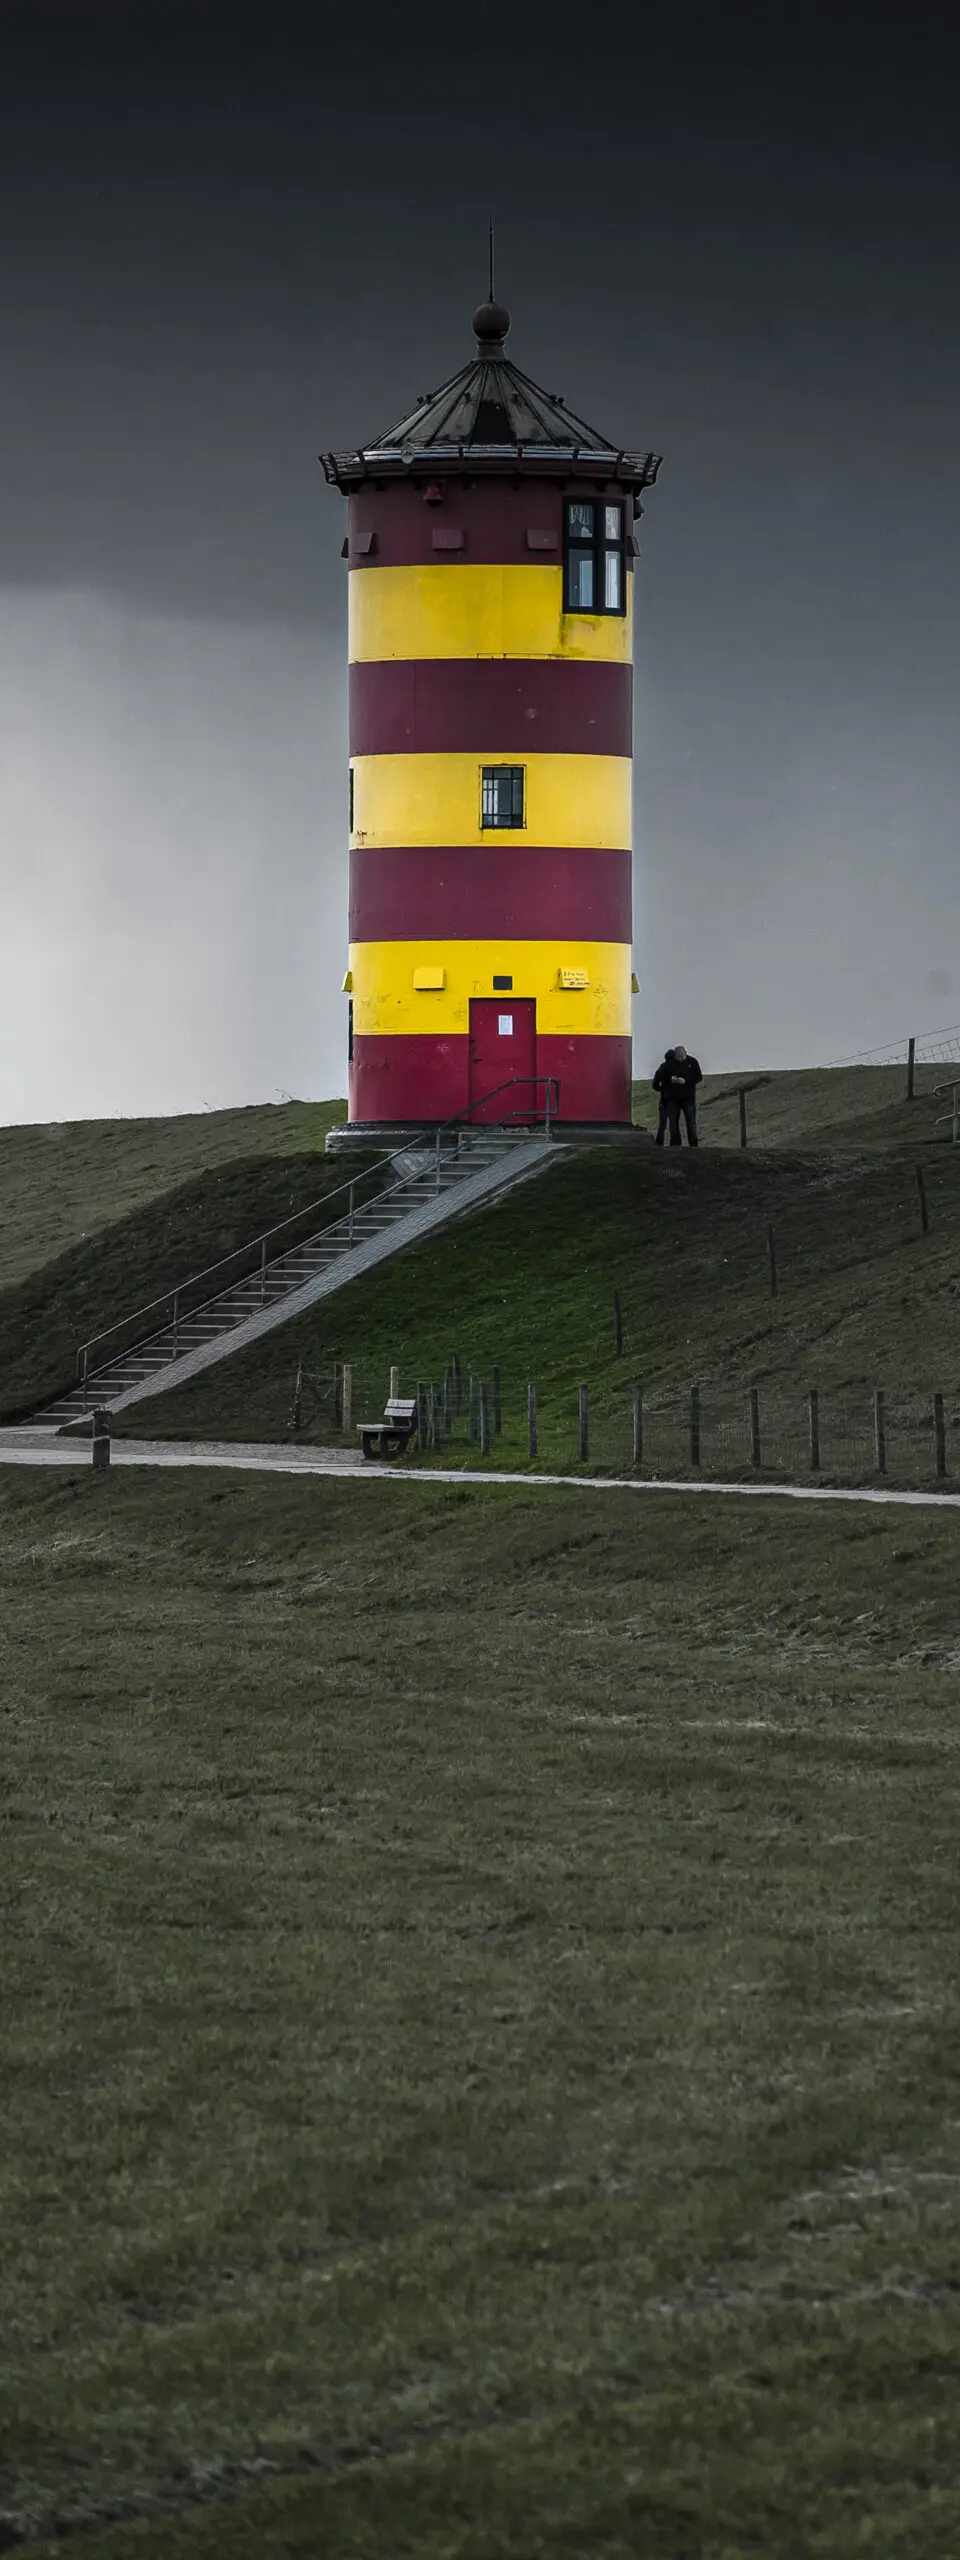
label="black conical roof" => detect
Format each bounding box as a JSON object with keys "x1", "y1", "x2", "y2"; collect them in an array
[{"x1": 321, "y1": 303, "x2": 660, "y2": 493}]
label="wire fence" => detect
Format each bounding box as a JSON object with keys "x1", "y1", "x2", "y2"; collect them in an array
[
  {"x1": 542, "y1": 1381, "x2": 960, "y2": 1484},
  {"x1": 822, "y1": 1022, "x2": 960, "y2": 1068},
  {"x1": 287, "y1": 1360, "x2": 960, "y2": 1486}
]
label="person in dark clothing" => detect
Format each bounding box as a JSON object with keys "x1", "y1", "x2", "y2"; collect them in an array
[
  {"x1": 652, "y1": 1044, "x2": 703, "y2": 1146},
  {"x1": 652, "y1": 1048, "x2": 679, "y2": 1145},
  {"x1": 672, "y1": 1044, "x2": 702, "y2": 1145}
]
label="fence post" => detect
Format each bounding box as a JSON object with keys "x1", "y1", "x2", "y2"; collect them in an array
[
  {"x1": 348, "y1": 1181, "x2": 355, "y2": 1240},
  {"x1": 453, "y1": 1353, "x2": 463, "y2": 1414},
  {"x1": 443, "y1": 1366, "x2": 453, "y2": 1435},
  {"x1": 933, "y1": 1391, "x2": 947, "y2": 1478},
  {"x1": 953, "y1": 1085, "x2": 960, "y2": 1146},
  {"x1": 915, "y1": 1167, "x2": 929, "y2": 1236},
  {"x1": 632, "y1": 1382, "x2": 643, "y2": 1468},
  {"x1": 81, "y1": 1348, "x2": 88, "y2": 1414},
  {"x1": 578, "y1": 1384, "x2": 589, "y2": 1463},
  {"x1": 492, "y1": 1364, "x2": 502, "y2": 1434},
  {"x1": 260, "y1": 1238, "x2": 267, "y2": 1306},
  {"x1": 527, "y1": 1381, "x2": 538, "y2": 1459},
  {"x1": 469, "y1": 1374, "x2": 480, "y2": 1441},
  {"x1": 613, "y1": 1290, "x2": 623, "y2": 1356},
  {"x1": 766, "y1": 1225, "x2": 778, "y2": 1297},
  {"x1": 906, "y1": 1035, "x2": 916, "y2": 1101},
  {"x1": 292, "y1": 1362, "x2": 303, "y2": 1432},
  {"x1": 689, "y1": 1382, "x2": 702, "y2": 1468},
  {"x1": 428, "y1": 1384, "x2": 438, "y2": 1450},
  {"x1": 416, "y1": 1382, "x2": 428, "y2": 1449},
  {"x1": 435, "y1": 1129, "x2": 442, "y2": 1196},
  {"x1": 171, "y1": 1289, "x2": 179, "y2": 1359},
  {"x1": 390, "y1": 1364, "x2": 400, "y2": 1400},
  {"x1": 341, "y1": 1364, "x2": 353, "y2": 1439},
  {"x1": 91, "y1": 1408, "x2": 111, "y2": 1472},
  {"x1": 808, "y1": 1387, "x2": 821, "y2": 1472},
  {"x1": 873, "y1": 1388, "x2": 886, "y2": 1475},
  {"x1": 749, "y1": 1385, "x2": 761, "y2": 1467},
  {"x1": 479, "y1": 1381, "x2": 490, "y2": 1456},
  {"x1": 738, "y1": 1086, "x2": 748, "y2": 1150}
]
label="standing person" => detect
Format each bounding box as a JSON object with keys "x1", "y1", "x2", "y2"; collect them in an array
[
  {"x1": 672, "y1": 1044, "x2": 703, "y2": 1146},
  {"x1": 652, "y1": 1047, "x2": 682, "y2": 1146}
]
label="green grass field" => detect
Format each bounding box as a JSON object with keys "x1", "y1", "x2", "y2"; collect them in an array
[{"x1": 3, "y1": 1464, "x2": 960, "y2": 2556}]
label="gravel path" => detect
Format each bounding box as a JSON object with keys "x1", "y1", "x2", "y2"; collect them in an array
[{"x1": 1, "y1": 1431, "x2": 960, "y2": 1508}]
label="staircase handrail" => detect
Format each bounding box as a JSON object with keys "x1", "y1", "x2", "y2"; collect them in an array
[
  {"x1": 75, "y1": 1076, "x2": 560, "y2": 1385},
  {"x1": 446, "y1": 1076, "x2": 560, "y2": 1133}
]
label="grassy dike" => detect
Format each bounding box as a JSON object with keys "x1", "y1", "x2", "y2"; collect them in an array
[
  {"x1": 2, "y1": 1464, "x2": 960, "y2": 2556},
  {"x1": 117, "y1": 1135, "x2": 960, "y2": 1473},
  {"x1": 0, "y1": 1099, "x2": 342, "y2": 1293},
  {"x1": 1, "y1": 1066, "x2": 956, "y2": 1466},
  {"x1": 0, "y1": 1151, "x2": 366, "y2": 1424}
]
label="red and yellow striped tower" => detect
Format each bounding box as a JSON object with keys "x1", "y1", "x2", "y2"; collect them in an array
[{"x1": 322, "y1": 297, "x2": 660, "y2": 1130}]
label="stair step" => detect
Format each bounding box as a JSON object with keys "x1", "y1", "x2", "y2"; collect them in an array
[{"x1": 179, "y1": 1321, "x2": 244, "y2": 1339}]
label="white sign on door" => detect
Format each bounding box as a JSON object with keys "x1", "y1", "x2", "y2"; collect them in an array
[{"x1": 498, "y1": 1014, "x2": 514, "y2": 1036}]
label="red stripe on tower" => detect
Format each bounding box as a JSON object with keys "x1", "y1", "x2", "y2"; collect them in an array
[
  {"x1": 348, "y1": 659, "x2": 633, "y2": 758},
  {"x1": 350, "y1": 845, "x2": 632, "y2": 943},
  {"x1": 349, "y1": 1035, "x2": 632, "y2": 1126}
]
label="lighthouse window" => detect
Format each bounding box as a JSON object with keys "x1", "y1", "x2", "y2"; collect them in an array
[
  {"x1": 481, "y1": 765, "x2": 525, "y2": 829},
  {"x1": 568, "y1": 548, "x2": 595, "y2": 610},
  {"x1": 604, "y1": 548, "x2": 623, "y2": 610},
  {"x1": 564, "y1": 498, "x2": 627, "y2": 616}
]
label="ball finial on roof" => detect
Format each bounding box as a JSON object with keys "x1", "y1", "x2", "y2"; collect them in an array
[{"x1": 473, "y1": 298, "x2": 511, "y2": 352}]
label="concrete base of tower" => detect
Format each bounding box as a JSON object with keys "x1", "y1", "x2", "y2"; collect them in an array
[
  {"x1": 348, "y1": 1033, "x2": 634, "y2": 1128},
  {"x1": 325, "y1": 1120, "x2": 653, "y2": 1156}
]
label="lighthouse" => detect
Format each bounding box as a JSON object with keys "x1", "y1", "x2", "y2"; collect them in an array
[{"x1": 322, "y1": 295, "x2": 660, "y2": 1131}]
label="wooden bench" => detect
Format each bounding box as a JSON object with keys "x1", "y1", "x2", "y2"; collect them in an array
[{"x1": 357, "y1": 1396, "x2": 419, "y2": 1462}]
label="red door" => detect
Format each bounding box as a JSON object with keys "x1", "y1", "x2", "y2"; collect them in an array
[{"x1": 468, "y1": 998, "x2": 537, "y2": 1123}]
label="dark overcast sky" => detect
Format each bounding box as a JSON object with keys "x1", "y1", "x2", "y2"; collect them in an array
[{"x1": 2, "y1": 0, "x2": 960, "y2": 1117}]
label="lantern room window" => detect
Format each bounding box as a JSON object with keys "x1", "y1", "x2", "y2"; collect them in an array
[
  {"x1": 563, "y1": 499, "x2": 626, "y2": 615},
  {"x1": 481, "y1": 765, "x2": 525, "y2": 829}
]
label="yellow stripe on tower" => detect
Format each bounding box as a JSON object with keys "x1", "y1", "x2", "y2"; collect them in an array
[
  {"x1": 350, "y1": 939, "x2": 632, "y2": 1039},
  {"x1": 348, "y1": 565, "x2": 633, "y2": 665},
  {"x1": 350, "y1": 752, "x2": 631, "y2": 851}
]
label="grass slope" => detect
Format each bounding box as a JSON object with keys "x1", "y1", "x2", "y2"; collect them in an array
[
  {"x1": 0, "y1": 1098, "x2": 343, "y2": 1292},
  {"x1": 123, "y1": 1131, "x2": 960, "y2": 1476},
  {"x1": 2, "y1": 1468, "x2": 960, "y2": 2555},
  {"x1": 672, "y1": 1060, "x2": 948, "y2": 1153},
  {"x1": 0, "y1": 1151, "x2": 366, "y2": 1424}
]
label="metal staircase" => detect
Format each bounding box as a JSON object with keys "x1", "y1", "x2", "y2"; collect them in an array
[{"x1": 22, "y1": 1090, "x2": 561, "y2": 1431}]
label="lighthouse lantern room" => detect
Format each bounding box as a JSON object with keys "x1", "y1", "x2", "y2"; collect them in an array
[{"x1": 321, "y1": 293, "x2": 660, "y2": 1131}]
